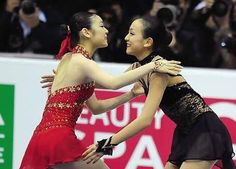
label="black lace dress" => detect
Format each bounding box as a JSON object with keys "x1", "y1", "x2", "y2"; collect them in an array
[{"x1": 131, "y1": 54, "x2": 235, "y2": 169}]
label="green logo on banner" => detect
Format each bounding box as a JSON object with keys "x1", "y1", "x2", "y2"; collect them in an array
[{"x1": 0, "y1": 84, "x2": 14, "y2": 169}]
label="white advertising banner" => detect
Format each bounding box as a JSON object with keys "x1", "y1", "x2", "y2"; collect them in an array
[{"x1": 0, "y1": 55, "x2": 235, "y2": 169}]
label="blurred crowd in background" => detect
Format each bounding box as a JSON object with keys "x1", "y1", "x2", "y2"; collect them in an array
[{"x1": 1, "y1": 0, "x2": 236, "y2": 68}]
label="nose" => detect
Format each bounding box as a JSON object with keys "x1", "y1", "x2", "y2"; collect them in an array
[
  {"x1": 124, "y1": 34, "x2": 129, "y2": 41},
  {"x1": 105, "y1": 27, "x2": 109, "y2": 34}
]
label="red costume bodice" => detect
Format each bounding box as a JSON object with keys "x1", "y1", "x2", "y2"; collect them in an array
[{"x1": 34, "y1": 82, "x2": 95, "y2": 134}]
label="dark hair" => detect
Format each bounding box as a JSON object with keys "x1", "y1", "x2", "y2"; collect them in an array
[
  {"x1": 59, "y1": 12, "x2": 95, "y2": 48},
  {"x1": 69, "y1": 12, "x2": 95, "y2": 48},
  {"x1": 56, "y1": 12, "x2": 95, "y2": 59},
  {"x1": 140, "y1": 16, "x2": 172, "y2": 50}
]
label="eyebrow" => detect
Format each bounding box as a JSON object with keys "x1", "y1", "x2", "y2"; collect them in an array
[{"x1": 129, "y1": 28, "x2": 134, "y2": 31}]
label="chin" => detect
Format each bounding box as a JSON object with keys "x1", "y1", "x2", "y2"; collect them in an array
[
  {"x1": 103, "y1": 43, "x2": 108, "y2": 47},
  {"x1": 102, "y1": 41, "x2": 108, "y2": 47},
  {"x1": 126, "y1": 49, "x2": 132, "y2": 55},
  {"x1": 98, "y1": 43, "x2": 108, "y2": 49}
]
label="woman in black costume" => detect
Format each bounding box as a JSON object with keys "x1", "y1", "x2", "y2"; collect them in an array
[{"x1": 84, "y1": 16, "x2": 235, "y2": 169}]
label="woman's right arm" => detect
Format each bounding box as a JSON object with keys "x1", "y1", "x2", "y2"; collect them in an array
[
  {"x1": 40, "y1": 57, "x2": 181, "y2": 89},
  {"x1": 81, "y1": 58, "x2": 155, "y2": 90},
  {"x1": 80, "y1": 57, "x2": 180, "y2": 90}
]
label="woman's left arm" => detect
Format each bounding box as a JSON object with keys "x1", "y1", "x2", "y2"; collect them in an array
[
  {"x1": 110, "y1": 73, "x2": 168, "y2": 144},
  {"x1": 86, "y1": 82, "x2": 144, "y2": 115},
  {"x1": 82, "y1": 73, "x2": 169, "y2": 163},
  {"x1": 86, "y1": 91, "x2": 135, "y2": 115}
]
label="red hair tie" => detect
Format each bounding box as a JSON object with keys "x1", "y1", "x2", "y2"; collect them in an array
[{"x1": 55, "y1": 31, "x2": 72, "y2": 59}]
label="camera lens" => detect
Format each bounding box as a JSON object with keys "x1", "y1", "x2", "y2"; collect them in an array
[
  {"x1": 212, "y1": 0, "x2": 230, "y2": 17},
  {"x1": 221, "y1": 35, "x2": 236, "y2": 55},
  {"x1": 157, "y1": 5, "x2": 179, "y2": 27},
  {"x1": 21, "y1": 0, "x2": 36, "y2": 15},
  {"x1": 158, "y1": 8, "x2": 173, "y2": 23},
  {"x1": 220, "y1": 41, "x2": 227, "y2": 47}
]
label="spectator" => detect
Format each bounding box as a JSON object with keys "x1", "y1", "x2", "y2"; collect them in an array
[
  {"x1": 208, "y1": 0, "x2": 236, "y2": 68},
  {"x1": 0, "y1": 0, "x2": 63, "y2": 55}
]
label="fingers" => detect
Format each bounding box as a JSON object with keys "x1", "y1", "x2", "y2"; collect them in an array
[
  {"x1": 91, "y1": 153, "x2": 103, "y2": 164},
  {"x1": 173, "y1": 64, "x2": 183, "y2": 69},
  {"x1": 40, "y1": 78, "x2": 53, "y2": 83},
  {"x1": 82, "y1": 146, "x2": 95, "y2": 158},
  {"x1": 152, "y1": 55, "x2": 163, "y2": 61},
  {"x1": 167, "y1": 70, "x2": 179, "y2": 76},
  {"x1": 163, "y1": 61, "x2": 183, "y2": 70},
  {"x1": 160, "y1": 60, "x2": 182, "y2": 66},
  {"x1": 165, "y1": 60, "x2": 181, "y2": 65},
  {"x1": 166, "y1": 63, "x2": 183, "y2": 69},
  {"x1": 41, "y1": 75, "x2": 54, "y2": 80},
  {"x1": 164, "y1": 65, "x2": 183, "y2": 71},
  {"x1": 83, "y1": 150, "x2": 102, "y2": 164},
  {"x1": 170, "y1": 66, "x2": 183, "y2": 71},
  {"x1": 41, "y1": 82, "x2": 52, "y2": 88},
  {"x1": 167, "y1": 66, "x2": 183, "y2": 75},
  {"x1": 166, "y1": 67, "x2": 182, "y2": 75},
  {"x1": 84, "y1": 153, "x2": 103, "y2": 164},
  {"x1": 82, "y1": 144, "x2": 97, "y2": 157},
  {"x1": 40, "y1": 75, "x2": 54, "y2": 83},
  {"x1": 82, "y1": 144, "x2": 97, "y2": 160},
  {"x1": 166, "y1": 66, "x2": 183, "y2": 73},
  {"x1": 40, "y1": 71, "x2": 55, "y2": 89},
  {"x1": 82, "y1": 144, "x2": 103, "y2": 164},
  {"x1": 83, "y1": 150, "x2": 96, "y2": 161},
  {"x1": 164, "y1": 69, "x2": 179, "y2": 76},
  {"x1": 156, "y1": 59, "x2": 181, "y2": 67}
]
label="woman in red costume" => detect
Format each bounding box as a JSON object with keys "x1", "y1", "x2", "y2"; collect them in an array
[{"x1": 20, "y1": 12, "x2": 182, "y2": 169}]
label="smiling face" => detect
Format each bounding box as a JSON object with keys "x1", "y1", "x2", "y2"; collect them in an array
[
  {"x1": 90, "y1": 15, "x2": 109, "y2": 48},
  {"x1": 125, "y1": 19, "x2": 151, "y2": 59}
]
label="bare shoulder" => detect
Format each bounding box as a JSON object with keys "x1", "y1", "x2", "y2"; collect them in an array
[
  {"x1": 151, "y1": 71, "x2": 169, "y2": 79},
  {"x1": 150, "y1": 72, "x2": 169, "y2": 85},
  {"x1": 71, "y1": 53, "x2": 96, "y2": 67}
]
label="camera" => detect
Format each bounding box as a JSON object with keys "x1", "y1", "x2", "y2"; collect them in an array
[
  {"x1": 156, "y1": 4, "x2": 181, "y2": 28},
  {"x1": 220, "y1": 34, "x2": 236, "y2": 55},
  {"x1": 20, "y1": 0, "x2": 36, "y2": 15},
  {"x1": 212, "y1": 0, "x2": 232, "y2": 17}
]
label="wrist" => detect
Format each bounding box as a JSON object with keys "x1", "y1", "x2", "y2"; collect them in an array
[
  {"x1": 149, "y1": 62, "x2": 156, "y2": 71},
  {"x1": 96, "y1": 136, "x2": 118, "y2": 155},
  {"x1": 129, "y1": 89, "x2": 136, "y2": 98},
  {"x1": 153, "y1": 60, "x2": 162, "y2": 72}
]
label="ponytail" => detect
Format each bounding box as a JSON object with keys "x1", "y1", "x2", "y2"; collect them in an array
[{"x1": 55, "y1": 25, "x2": 72, "y2": 59}]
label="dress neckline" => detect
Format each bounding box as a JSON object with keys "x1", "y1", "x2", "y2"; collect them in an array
[
  {"x1": 167, "y1": 81, "x2": 187, "y2": 88},
  {"x1": 138, "y1": 52, "x2": 157, "y2": 65},
  {"x1": 72, "y1": 45, "x2": 91, "y2": 59}
]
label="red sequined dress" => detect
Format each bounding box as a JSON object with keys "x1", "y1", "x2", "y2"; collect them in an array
[{"x1": 20, "y1": 45, "x2": 95, "y2": 169}]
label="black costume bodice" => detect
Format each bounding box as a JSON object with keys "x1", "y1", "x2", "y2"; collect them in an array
[
  {"x1": 131, "y1": 53, "x2": 213, "y2": 131},
  {"x1": 159, "y1": 81, "x2": 213, "y2": 130}
]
